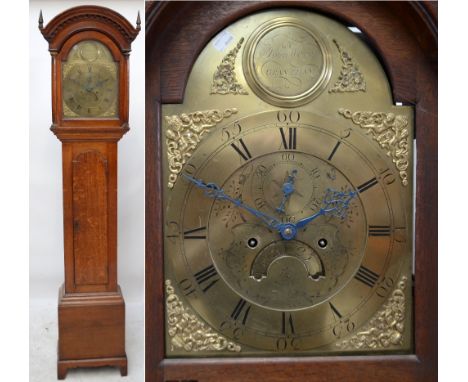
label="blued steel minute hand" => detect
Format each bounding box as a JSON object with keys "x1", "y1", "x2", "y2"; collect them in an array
[
  {"x1": 183, "y1": 174, "x2": 282, "y2": 230},
  {"x1": 184, "y1": 175, "x2": 356, "y2": 241},
  {"x1": 295, "y1": 188, "x2": 357, "y2": 229}
]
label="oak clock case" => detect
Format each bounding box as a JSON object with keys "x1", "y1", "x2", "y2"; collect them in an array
[
  {"x1": 39, "y1": 6, "x2": 140, "y2": 379},
  {"x1": 162, "y1": 8, "x2": 413, "y2": 358}
]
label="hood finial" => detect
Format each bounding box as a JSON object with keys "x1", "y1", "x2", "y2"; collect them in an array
[
  {"x1": 136, "y1": 11, "x2": 141, "y2": 30},
  {"x1": 38, "y1": 10, "x2": 44, "y2": 29}
]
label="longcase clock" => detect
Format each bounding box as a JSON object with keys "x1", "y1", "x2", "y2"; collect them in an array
[
  {"x1": 146, "y1": 2, "x2": 437, "y2": 382},
  {"x1": 39, "y1": 6, "x2": 140, "y2": 379}
]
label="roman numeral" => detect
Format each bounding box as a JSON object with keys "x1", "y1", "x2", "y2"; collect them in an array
[
  {"x1": 329, "y1": 302, "x2": 342, "y2": 320},
  {"x1": 279, "y1": 127, "x2": 297, "y2": 150},
  {"x1": 357, "y1": 177, "x2": 378, "y2": 193},
  {"x1": 231, "y1": 139, "x2": 252, "y2": 161},
  {"x1": 230, "y1": 298, "x2": 251, "y2": 325},
  {"x1": 354, "y1": 266, "x2": 379, "y2": 288},
  {"x1": 327, "y1": 141, "x2": 341, "y2": 161},
  {"x1": 183, "y1": 226, "x2": 207, "y2": 239},
  {"x1": 254, "y1": 198, "x2": 266, "y2": 209},
  {"x1": 194, "y1": 265, "x2": 219, "y2": 292},
  {"x1": 281, "y1": 312, "x2": 295, "y2": 335},
  {"x1": 368, "y1": 225, "x2": 391, "y2": 236}
]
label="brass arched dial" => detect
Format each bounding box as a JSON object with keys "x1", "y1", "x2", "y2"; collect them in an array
[
  {"x1": 62, "y1": 40, "x2": 118, "y2": 118},
  {"x1": 162, "y1": 8, "x2": 413, "y2": 357}
]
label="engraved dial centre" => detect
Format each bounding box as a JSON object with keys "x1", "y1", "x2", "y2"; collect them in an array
[{"x1": 208, "y1": 151, "x2": 367, "y2": 311}]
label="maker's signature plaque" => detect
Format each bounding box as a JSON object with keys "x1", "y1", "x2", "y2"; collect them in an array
[{"x1": 243, "y1": 18, "x2": 331, "y2": 107}]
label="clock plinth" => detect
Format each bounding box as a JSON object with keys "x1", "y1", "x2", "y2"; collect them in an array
[
  {"x1": 39, "y1": 5, "x2": 139, "y2": 378},
  {"x1": 57, "y1": 285, "x2": 127, "y2": 380}
]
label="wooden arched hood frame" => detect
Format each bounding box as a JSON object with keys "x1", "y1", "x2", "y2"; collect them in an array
[
  {"x1": 40, "y1": 5, "x2": 139, "y2": 53},
  {"x1": 145, "y1": 2, "x2": 437, "y2": 382},
  {"x1": 40, "y1": 5, "x2": 141, "y2": 139}
]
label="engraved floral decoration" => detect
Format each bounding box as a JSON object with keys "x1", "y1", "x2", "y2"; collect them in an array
[
  {"x1": 165, "y1": 108, "x2": 238, "y2": 188},
  {"x1": 329, "y1": 39, "x2": 366, "y2": 93},
  {"x1": 338, "y1": 108, "x2": 409, "y2": 186},
  {"x1": 336, "y1": 275, "x2": 408, "y2": 350},
  {"x1": 165, "y1": 280, "x2": 241, "y2": 352},
  {"x1": 211, "y1": 38, "x2": 248, "y2": 95}
]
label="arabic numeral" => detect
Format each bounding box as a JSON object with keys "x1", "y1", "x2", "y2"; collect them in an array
[
  {"x1": 281, "y1": 152, "x2": 295, "y2": 160},
  {"x1": 275, "y1": 337, "x2": 300, "y2": 351},
  {"x1": 277, "y1": 111, "x2": 301, "y2": 123},
  {"x1": 222, "y1": 121, "x2": 242, "y2": 141},
  {"x1": 376, "y1": 276, "x2": 395, "y2": 298},
  {"x1": 379, "y1": 168, "x2": 396, "y2": 185},
  {"x1": 179, "y1": 278, "x2": 196, "y2": 297},
  {"x1": 340, "y1": 128, "x2": 352, "y2": 139},
  {"x1": 332, "y1": 319, "x2": 355, "y2": 338},
  {"x1": 281, "y1": 216, "x2": 295, "y2": 223},
  {"x1": 166, "y1": 221, "x2": 180, "y2": 243},
  {"x1": 255, "y1": 164, "x2": 268, "y2": 177},
  {"x1": 184, "y1": 163, "x2": 197, "y2": 176},
  {"x1": 276, "y1": 337, "x2": 288, "y2": 351},
  {"x1": 219, "y1": 320, "x2": 245, "y2": 340},
  {"x1": 254, "y1": 198, "x2": 266, "y2": 209}
]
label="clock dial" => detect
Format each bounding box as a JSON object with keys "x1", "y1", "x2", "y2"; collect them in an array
[
  {"x1": 62, "y1": 40, "x2": 118, "y2": 118},
  {"x1": 165, "y1": 111, "x2": 409, "y2": 353},
  {"x1": 162, "y1": 8, "x2": 413, "y2": 357}
]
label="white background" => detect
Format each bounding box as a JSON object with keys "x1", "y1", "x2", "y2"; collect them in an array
[{"x1": 28, "y1": 0, "x2": 144, "y2": 380}]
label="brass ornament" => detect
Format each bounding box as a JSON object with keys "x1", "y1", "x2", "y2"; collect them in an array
[
  {"x1": 336, "y1": 276, "x2": 408, "y2": 350},
  {"x1": 243, "y1": 17, "x2": 332, "y2": 107},
  {"x1": 165, "y1": 108, "x2": 238, "y2": 188},
  {"x1": 329, "y1": 39, "x2": 366, "y2": 93},
  {"x1": 338, "y1": 108, "x2": 409, "y2": 186},
  {"x1": 210, "y1": 38, "x2": 248, "y2": 95},
  {"x1": 165, "y1": 280, "x2": 242, "y2": 353}
]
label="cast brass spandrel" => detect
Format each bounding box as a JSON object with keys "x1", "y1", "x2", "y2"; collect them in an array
[
  {"x1": 336, "y1": 275, "x2": 408, "y2": 350},
  {"x1": 165, "y1": 280, "x2": 242, "y2": 353},
  {"x1": 165, "y1": 108, "x2": 238, "y2": 188},
  {"x1": 210, "y1": 38, "x2": 248, "y2": 95},
  {"x1": 338, "y1": 108, "x2": 410, "y2": 186},
  {"x1": 329, "y1": 40, "x2": 366, "y2": 93}
]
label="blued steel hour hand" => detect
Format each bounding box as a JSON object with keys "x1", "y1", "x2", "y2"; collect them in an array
[
  {"x1": 295, "y1": 188, "x2": 357, "y2": 229},
  {"x1": 276, "y1": 169, "x2": 298, "y2": 213},
  {"x1": 276, "y1": 188, "x2": 357, "y2": 240},
  {"x1": 183, "y1": 174, "x2": 282, "y2": 230},
  {"x1": 184, "y1": 174, "x2": 356, "y2": 241}
]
